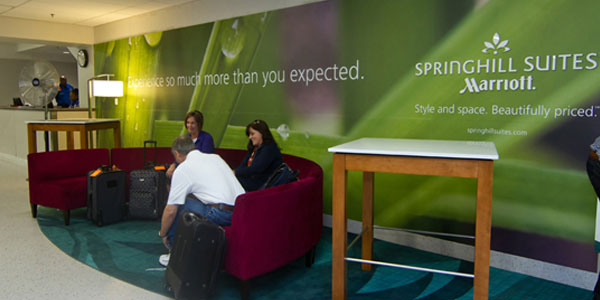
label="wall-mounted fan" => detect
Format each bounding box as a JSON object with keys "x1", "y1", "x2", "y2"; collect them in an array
[{"x1": 18, "y1": 61, "x2": 59, "y2": 108}]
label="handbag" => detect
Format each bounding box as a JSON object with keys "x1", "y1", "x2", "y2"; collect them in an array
[{"x1": 260, "y1": 163, "x2": 299, "y2": 190}]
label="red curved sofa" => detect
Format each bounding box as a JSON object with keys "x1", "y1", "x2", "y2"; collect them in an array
[
  {"x1": 27, "y1": 147, "x2": 323, "y2": 298},
  {"x1": 27, "y1": 148, "x2": 110, "y2": 225},
  {"x1": 217, "y1": 149, "x2": 323, "y2": 297}
]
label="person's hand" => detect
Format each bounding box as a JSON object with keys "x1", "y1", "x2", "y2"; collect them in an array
[
  {"x1": 166, "y1": 163, "x2": 176, "y2": 179},
  {"x1": 162, "y1": 236, "x2": 170, "y2": 250}
]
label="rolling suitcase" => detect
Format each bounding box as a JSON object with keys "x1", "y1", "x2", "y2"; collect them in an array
[
  {"x1": 165, "y1": 211, "x2": 226, "y2": 300},
  {"x1": 87, "y1": 165, "x2": 127, "y2": 226},
  {"x1": 129, "y1": 140, "x2": 168, "y2": 219}
]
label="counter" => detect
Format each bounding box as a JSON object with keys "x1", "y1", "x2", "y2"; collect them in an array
[{"x1": 0, "y1": 106, "x2": 95, "y2": 160}]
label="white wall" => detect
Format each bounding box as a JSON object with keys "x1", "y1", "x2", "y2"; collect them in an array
[
  {"x1": 0, "y1": 16, "x2": 93, "y2": 45},
  {"x1": 0, "y1": 108, "x2": 46, "y2": 160}
]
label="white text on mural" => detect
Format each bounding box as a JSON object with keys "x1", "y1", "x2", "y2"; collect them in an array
[
  {"x1": 127, "y1": 60, "x2": 364, "y2": 89},
  {"x1": 415, "y1": 103, "x2": 600, "y2": 119}
]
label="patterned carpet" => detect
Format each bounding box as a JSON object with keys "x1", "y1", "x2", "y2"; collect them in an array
[{"x1": 37, "y1": 207, "x2": 592, "y2": 299}]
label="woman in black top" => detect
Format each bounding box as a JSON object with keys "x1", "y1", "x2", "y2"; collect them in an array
[{"x1": 234, "y1": 120, "x2": 283, "y2": 191}]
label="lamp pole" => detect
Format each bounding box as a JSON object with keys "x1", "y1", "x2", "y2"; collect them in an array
[
  {"x1": 87, "y1": 74, "x2": 116, "y2": 148},
  {"x1": 87, "y1": 74, "x2": 115, "y2": 119}
]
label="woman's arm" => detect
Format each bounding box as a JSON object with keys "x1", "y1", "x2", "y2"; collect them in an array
[
  {"x1": 234, "y1": 151, "x2": 252, "y2": 175},
  {"x1": 235, "y1": 144, "x2": 280, "y2": 177},
  {"x1": 197, "y1": 132, "x2": 215, "y2": 153}
]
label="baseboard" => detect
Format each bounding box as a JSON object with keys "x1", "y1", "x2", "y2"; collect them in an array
[
  {"x1": 0, "y1": 153, "x2": 27, "y2": 168},
  {"x1": 322, "y1": 214, "x2": 597, "y2": 290}
]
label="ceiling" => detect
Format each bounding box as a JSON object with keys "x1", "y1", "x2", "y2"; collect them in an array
[
  {"x1": 0, "y1": 0, "x2": 193, "y2": 26},
  {"x1": 0, "y1": 0, "x2": 194, "y2": 62}
]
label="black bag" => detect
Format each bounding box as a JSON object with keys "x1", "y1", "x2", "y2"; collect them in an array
[
  {"x1": 87, "y1": 165, "x2": 127, "y2": 226},
  {"x1": 129, "y1": 140, "x2": 168, "y2": 219},
  {"x1": 165, "y1": 211, "x2": 226, "y2": 300},
  {"x1": 260, "y1": 162, "x2": 299, "y2": 190}
]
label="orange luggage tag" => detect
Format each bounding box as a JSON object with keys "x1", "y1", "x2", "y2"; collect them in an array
[{"x1": 90, "y1": 169, "x2": 102, "y2": 177}]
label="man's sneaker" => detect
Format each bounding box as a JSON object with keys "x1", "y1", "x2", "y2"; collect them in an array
[{"x1": 159, "y1": 253, "x2": 170, "y2": 267}]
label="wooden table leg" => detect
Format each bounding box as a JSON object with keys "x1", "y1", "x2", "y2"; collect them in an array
[
  {"x1": 79, "y1": 129, "x2": 88, "y2": 149},
  {"x1": 113, "y1": 125, "x2": 121, "y2": 148},
  {"x1": 474, "y1": 160, "x2": 493, "y2": 300},
  {"x1": 66, "y1": 131, "x2": 74, "y2": 150},
  {"x1": 361, "y1": 172, "x2": 374, "y2": 271},
  {"x1": 332, "y1": 153, "x2": 347, "y2": 300},
  {"x1": 27, "y1": 124, "x2": 37, "y2": 154}
]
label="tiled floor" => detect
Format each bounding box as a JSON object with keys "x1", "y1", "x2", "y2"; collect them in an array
[{"x1": 0, "y1": 155, "x2": 169, "y2": 299}]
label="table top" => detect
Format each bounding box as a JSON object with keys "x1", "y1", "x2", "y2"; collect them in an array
[
  {"x1": 26, "y1": 118, "x2": 120, "y2": 125},
  {"x1": 328, "y1": 138, "x2": 499, "y2": 160}
]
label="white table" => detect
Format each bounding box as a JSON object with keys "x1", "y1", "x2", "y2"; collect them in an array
[
  {"x1": 328, "y1": 138, "x2": 498, "y2": 300},
  {"x1": 27, "y1": 118, "x2": 121, "y2": 153}
]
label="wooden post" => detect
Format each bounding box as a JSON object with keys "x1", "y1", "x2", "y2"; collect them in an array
[
  {"x1": 27, "y1": 124, "x2": 37, "y2": 154},
  {"x1": 332, "y1": 154, "x2": 347, "y2": 300},
  {"x1": 473, "y1": 160, "x2": 493, "y2": 300},
  {"x1": 361, "y1": 172, "x2": 374, "y2": 271}
]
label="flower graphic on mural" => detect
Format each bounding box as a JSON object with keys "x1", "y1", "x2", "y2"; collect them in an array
[{"x1": 482, "y1": 32, "x2": 510, "y2": 54}]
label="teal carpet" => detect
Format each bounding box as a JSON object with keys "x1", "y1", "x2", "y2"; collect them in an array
[{"x1": 37, "y1": 207, "x2": 592, "y2": 299}]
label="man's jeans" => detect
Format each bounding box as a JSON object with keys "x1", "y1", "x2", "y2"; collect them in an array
[{"x1": 166, "y1": 196, "x2": 232, "y2": 248}]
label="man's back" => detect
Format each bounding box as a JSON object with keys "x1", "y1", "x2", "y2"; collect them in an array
[
  {"x1": 169, "y1": 150, "x2": 244, "y2": 206},
  {"x1": 56, "y1": 83, "x2": 73, "y2": 107}
]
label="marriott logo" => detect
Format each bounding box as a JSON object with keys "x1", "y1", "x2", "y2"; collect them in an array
[{"x1": 414, "y1": 33, "x2": 598, "y2": 94}]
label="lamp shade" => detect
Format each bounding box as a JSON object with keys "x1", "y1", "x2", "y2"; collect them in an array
[{"x1": 91, "y1": 80, "x2": 123, "y2": 97}]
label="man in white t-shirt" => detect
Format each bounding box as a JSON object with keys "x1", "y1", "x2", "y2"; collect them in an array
[{"x1": 158, "y1": 136, "x2": 245, "y2": 266}]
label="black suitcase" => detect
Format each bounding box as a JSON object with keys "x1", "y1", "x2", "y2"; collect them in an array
[
  {"x1": 129, "y1": 140, "x2": 168, "y2": 219},
  {"x1": 165, "y1": 211, "x2": 226, "y2": 300},
  {"x1": 87, "y1": 166, "x2": 127, "y2": 226}
]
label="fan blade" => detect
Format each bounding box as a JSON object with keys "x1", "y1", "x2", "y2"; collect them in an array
[{"x1": 18, "y1": 61, "x2": 60, "y2": 106}]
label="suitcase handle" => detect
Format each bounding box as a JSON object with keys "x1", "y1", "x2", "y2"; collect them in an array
[
  {"x1": 182, "y1": 210, "x2": 207, "y2": 225},
  {"x1": 143, "y1": 140, "x2": 158, "y2": 167},
  {"x1": 183, "y1": 211, "x2": 199, "y2": 225}
]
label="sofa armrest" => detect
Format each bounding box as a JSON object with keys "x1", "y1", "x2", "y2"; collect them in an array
[{"x1": 225, "y1": 176, "x2": 323, "y2": 279}]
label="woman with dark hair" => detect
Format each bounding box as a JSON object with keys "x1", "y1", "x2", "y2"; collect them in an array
[
  {"x1": 234, "y1": 119, "x2": 283, "y2": 191},
  {"x1": 166, "y1": 110, "x2": 215, "y2": 178}
]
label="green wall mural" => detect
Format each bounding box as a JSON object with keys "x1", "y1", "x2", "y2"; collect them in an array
[{"x1": 94, "y1": 0, "x2": 600, "y2": 270}]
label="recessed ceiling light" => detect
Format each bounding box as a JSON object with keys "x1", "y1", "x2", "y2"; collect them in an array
[{"x1": 63, "y1": 51, "x2": 70, "y2": 54}]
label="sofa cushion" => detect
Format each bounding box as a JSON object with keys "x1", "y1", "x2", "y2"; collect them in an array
[
  {"x1": 110, "y1": 147, "x2": 174, "y2": 174},
  {"x1": 28, "y1": 149, "x2": 109, "y2": 182},
  {"x1": 214, "y1": 148, "x2": 245, "y2": 169},
  {"x1": 30, "y1": 177, "x2": 88, "y2": 210}
]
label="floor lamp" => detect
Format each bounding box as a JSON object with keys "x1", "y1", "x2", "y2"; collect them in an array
[
  {"x1": 87, "y1": 74, "x2": 124, "y2": 147},
  {"x1": 87, "y1": 74, "x2": 124, "y2": 119}
]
